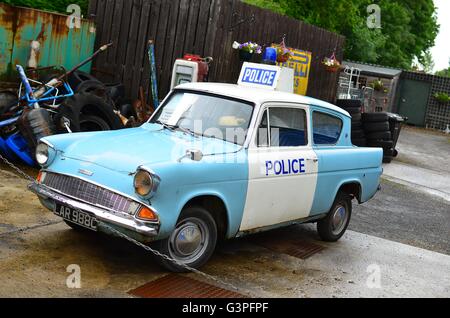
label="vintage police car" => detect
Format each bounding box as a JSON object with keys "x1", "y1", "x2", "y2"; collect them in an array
[{"x1": 30, "y1": 80, "x2": 383, "y2": 272}]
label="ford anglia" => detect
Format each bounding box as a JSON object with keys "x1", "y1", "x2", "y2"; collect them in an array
[{"x1": 29, "y1": 82, "x2": 383, "y2": 272}]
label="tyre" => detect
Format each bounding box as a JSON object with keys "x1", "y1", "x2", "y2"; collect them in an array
[
  {"x1": 352, "y1": 121, "x2": 363, "y2": 130},
  {"x1": 0, "y1": 91, "x2": 18, "y2": 116},
  {"x1": 366, "y1": 131, "x2": 392, "y2": 141},
  {"x1": 336, "y1": 99, "x2": 362, "y2": 108},
  {"x1": 79, "y1": 115, "x2": 111, "y2": 131},
  {"x1": 68, "y1": 71, "x2": 101, "y2": 91},
  {"x1": 352, "y1": 138, "x2": 366, "y2": 147},
  {"x1": 153, "y1": 206, "x2": 218, "y2": 272},
  {"x1": 351, "y1": 113, "x2": 362, "y2": 121},
  {"x1": 351, "y1": 129, "x2": 365, "y2": 139},
  {"x1": 55, "y1": 93, "x2": 123, "y2": 133},
  {"x1": 363, "y1": 121, "x2": 390, "y2": 133},
  {"x1": 362, "y1": 112, "x2": 389, "y2": 123},
  {"x1": 383, "y1": 156, "x2": 393, "y2": 164},
  {"x1": 368, "y1": 140, "x2": 394, "y2": 149},
  {"x1": 344, "y1": 107, "x2": 361, "y2": 115},
  {"x1": 76, "y1": 80, "x2": 109, "y2": 100},
  {"x1": 384, "y1": 148, "x2": 395, "y2": 157},
  {"x1": 317, "y1": 192, "x2": 352, "y2": 242}
]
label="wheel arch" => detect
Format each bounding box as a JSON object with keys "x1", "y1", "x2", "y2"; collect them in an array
[
  {"x1": 336, "y1": 180, "x2": 362, "y2": 203},
  {"x1": 180, "y1": 193, "x2": 230, "y2": 241}
]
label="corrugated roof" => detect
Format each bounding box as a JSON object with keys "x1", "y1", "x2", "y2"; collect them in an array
[{"x1": 342, "y1": 60, "x2": 402, "y2": 78}]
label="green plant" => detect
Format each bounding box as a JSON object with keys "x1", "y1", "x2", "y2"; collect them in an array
[
  {"x1": 3, "y1": 0, "x2": 89, "y2": 15},
  {"x1": 370, "y1": 79, "x2": 388, "y2": 93},
  {"x1": 434, "y1": 92, "x2": 450, "y2": 103},
  {"x1": 232, "y1": 41, "x2": 262, "y2": 54}
]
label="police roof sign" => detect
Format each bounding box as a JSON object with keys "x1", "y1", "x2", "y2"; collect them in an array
[{"x1": 238, "y1": 62, "x2": 294, "y2": 93}]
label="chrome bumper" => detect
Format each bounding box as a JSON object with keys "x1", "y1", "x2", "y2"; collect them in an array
[{"x1": 28, "y1": 183, "x2": 159, "y2": 240}]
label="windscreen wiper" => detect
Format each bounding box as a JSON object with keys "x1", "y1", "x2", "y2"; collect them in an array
[
  {"x1": 155, "y1": 120, "x2": 178, "y2": 132},
  {"x1": 156, "y1": 120, "x2": 197, "y2": 137}
]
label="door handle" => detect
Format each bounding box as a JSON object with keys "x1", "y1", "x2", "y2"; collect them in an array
[{"x1": 307, "y1": 158, "x2": 319, "y2": 163}]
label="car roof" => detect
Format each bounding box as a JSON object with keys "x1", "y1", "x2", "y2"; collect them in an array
[{"x1": 175, "y1": 82, "x2": 350, "y2": 117}]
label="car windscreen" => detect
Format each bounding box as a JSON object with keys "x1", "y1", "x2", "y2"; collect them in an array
[{"x1": 150, "y1": 91, "x2": 254, "y2": 145}]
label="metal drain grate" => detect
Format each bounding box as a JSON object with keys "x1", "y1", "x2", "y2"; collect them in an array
[
  {"x1": 129, "y1": 274, "x2": 245, "y2": 298},
  {"x1": 255, "y1": 238, "x2": 326, "y2": 260}
]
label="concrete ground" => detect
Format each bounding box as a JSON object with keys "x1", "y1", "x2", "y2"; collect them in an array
[{"x1": 0, "y1": 125, "x2": 449, "y2": 298}]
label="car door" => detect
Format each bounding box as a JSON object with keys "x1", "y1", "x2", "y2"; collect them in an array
[{"x1": 240, "y1": 103, "x2": 319, "y2": 231}]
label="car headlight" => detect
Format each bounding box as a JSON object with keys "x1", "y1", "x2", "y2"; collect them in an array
[
  {"x1": 134, "y1": 168, "x2": 160, "y2": 198},
  {"x1": 35, "y1": 142, "x2": 56, "y2": 167},
  {"x1": 36, "y1": 143, "x2": 49, "y2": 166}
]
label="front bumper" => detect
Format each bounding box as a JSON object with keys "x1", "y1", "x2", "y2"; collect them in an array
[{"x1": 29, "y1": 183, "x2": 159, "y2": 242}]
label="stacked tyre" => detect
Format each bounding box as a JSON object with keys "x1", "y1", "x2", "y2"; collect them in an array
[
  {"x1": 362, "y1": 112, "x2": 395, "y2": 163},
  {"x1": 336, "y1": 99, "x2": 366, "y2": 147}
]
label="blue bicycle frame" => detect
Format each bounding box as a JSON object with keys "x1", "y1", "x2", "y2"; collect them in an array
[{"x1": 0, "y1": 65, "x2": 74, "y2": 166}]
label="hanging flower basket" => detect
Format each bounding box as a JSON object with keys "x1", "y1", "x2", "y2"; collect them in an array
[
  {"x1": 232, "y1": 41, "x2": 262, "y2": 62},
  {"x1": 322, "y1": 53, "x2": 341, "y2": 73},
  {"x1": 274, "y1": 38, "x2": 293, "y2": 63},
  {"x1": 239, "y1": 50, "x2": 253, "y2": 62},
  {"x1": 325, "y1": 65, "x2": 341, "y2": 73}
]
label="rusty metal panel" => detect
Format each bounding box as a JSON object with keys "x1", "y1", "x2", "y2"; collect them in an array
[
  {"x1": 129, "y1": 274, "x2": 246, "y2": 298},
  {"x1": 0, "y1": 3, "x2": 96, "y2": 81}
]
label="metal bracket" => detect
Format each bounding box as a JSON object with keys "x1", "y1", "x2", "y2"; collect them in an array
[{"x1": 229, "y1": 12, "x2": 256, "y2": 31}]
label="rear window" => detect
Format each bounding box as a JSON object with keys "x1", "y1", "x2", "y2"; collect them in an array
[{"x1": 312, "y1": 111, "x2": 343, "y2": 145}]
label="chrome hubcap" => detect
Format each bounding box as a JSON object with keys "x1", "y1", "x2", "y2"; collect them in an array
[
  {"x1": 169, "y1": 218, "x2": 209, "y2": 263},
  {"x1": 331, "y1": 205, "x2": 348, "y2": 235},
  {"x1": 174, "y1": 223, "x2": 202, "y2": 256}
]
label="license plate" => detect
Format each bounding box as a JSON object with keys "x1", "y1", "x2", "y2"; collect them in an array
[{"x1": 54, "y1": 204, "x2": 98, "y2": 231}]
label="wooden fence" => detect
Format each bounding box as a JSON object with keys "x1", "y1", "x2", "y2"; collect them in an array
[{"x1": 88, "y1": 0, "x2": 345, "y2": 106}]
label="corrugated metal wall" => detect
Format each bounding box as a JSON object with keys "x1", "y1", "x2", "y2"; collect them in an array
[{"x1": 0, "y1": 3, "x2": 96, "y2": 82}]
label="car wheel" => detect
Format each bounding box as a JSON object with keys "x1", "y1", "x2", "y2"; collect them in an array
[
  {"x1": 317, "y1": 192, "x2": 352, "y2": 242},
  {"x1": 154, "y1": 206, "x2": 218, "y2": 272}
]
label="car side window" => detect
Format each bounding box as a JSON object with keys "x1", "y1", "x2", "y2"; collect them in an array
[
  {"x1": 312, "y1": 111, "x2": 343, "y2": 145},
  {"x1": 257, "y1": 107, "x2": 308, "y2": 147}
]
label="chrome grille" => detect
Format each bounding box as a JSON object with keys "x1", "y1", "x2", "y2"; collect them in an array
[{"x1": 42, "y1": 172, "x2": 137, "y2": 215}]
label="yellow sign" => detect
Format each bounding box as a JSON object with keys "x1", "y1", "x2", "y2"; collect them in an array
[{"x1": 273, "y1": 46, "x2": 312, "y2": 96}]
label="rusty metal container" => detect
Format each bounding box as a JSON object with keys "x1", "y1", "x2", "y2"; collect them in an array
[{"x1": 0, "y1": 3, "x2": 96, "y2": 82}]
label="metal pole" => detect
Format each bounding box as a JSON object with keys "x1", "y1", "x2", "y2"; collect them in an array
[{"x1": 148, "y1": 40, "x2": 159, "y2": 110}]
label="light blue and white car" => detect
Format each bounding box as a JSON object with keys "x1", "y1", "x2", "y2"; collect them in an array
[{"x1": 30, "y1": 82, "x2": 383, "y2": 272}]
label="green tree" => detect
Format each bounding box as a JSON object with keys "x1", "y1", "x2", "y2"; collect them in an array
[
  {"x1": 244, "y1": 0, "x2": 439, "y2": 70},
  {"x1": 3, "y1": 0, "x2": 89, "y2": 15},
  {"x1": 420, "y1": 50, "x2": 435, "y2": 74},
  {"x1": 435, "y1": 60, "x2": 450, "y2": 78}
]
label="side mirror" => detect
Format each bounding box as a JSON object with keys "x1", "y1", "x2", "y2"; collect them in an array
[
  {"x1": 186, "y1": 149, "x2": 203, "y2": 162},
  {"x1": 178, "y1": 149, "x2": 204, "y2": 162}
]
